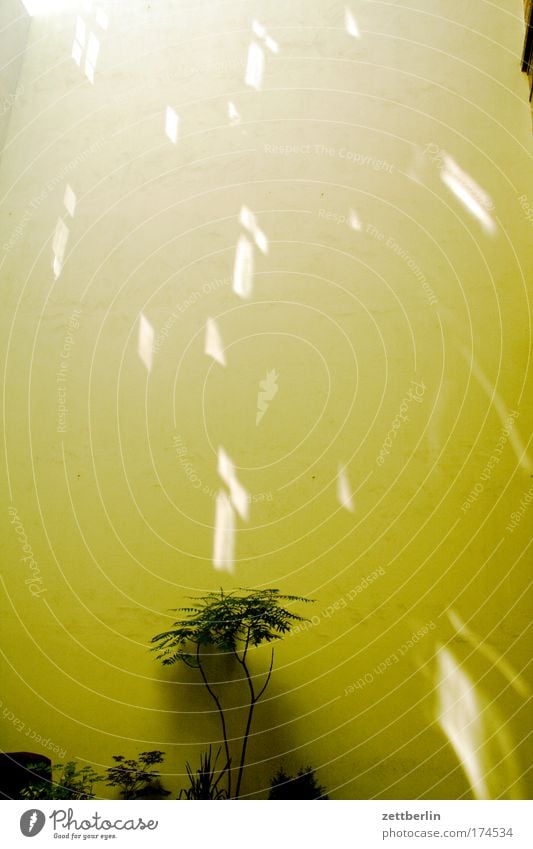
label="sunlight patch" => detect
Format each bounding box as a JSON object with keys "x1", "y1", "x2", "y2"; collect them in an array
[
  {"x1": 138, "y1": 313, "x2": 154, "y2": 372},
  {"x1": 205, "y1": 318, "x2": 226, "y2": 367}
]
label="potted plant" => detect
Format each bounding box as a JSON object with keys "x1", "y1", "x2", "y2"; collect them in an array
[{"x1": 150, "y1": 587, "x2": 312, "y2": 798}]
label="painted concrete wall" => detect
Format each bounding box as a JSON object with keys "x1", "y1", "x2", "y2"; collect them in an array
[
  {"x1": 0, "y1": 0, "x2": 30, "y2": 163},
  {"x1": 1, "y1": 0, "x2": 532, "y2": 799}
]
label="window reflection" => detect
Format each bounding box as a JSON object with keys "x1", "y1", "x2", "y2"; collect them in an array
[
  {"x1": 213, "y1": 490, "x2": 235, "y2": 572},
  {"x1": 337, "y1": 464, "x2": 355, "y2": 512},
  {"x1": 52, "y1": 218, "x2": 69, "y2": 279},
  {"x1": 165, "y1": 106, "x2": 179, "y2": 144},
  {"x1": 138, "y1": 313, "x2": 154, "y2": 372},
  {"x1": 205, "y1": 317, "x2": 226, "y2": 366}
]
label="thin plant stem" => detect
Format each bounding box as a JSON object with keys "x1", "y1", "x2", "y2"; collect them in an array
[
  {"x1": 195, "y1": 643, "x2": 232, "y2": 798},
  {"x1": 234, "y1": 656, "x2": 255, "y2": 799},
  {"x1": 256, "y1": 648, "x2": 274, "y2": 702},
  {"x1": 234, "y1": 647, "x2": 274, "y2": 798}
]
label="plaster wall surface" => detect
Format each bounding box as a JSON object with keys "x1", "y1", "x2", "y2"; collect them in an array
[
  {"x1": 1, "y1": 0, "x2": 532, "y2": 799},
  {"x1": 0, "y1": 0, "x2": 30, "y2": 161}
]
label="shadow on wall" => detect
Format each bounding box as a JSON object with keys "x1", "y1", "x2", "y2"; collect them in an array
[
  {"x1": 150, "y1": 588, "x2": 315, "y2": 799},
  {"x1": 155, "y1": 649, "x2": 298, "y2": 799}
]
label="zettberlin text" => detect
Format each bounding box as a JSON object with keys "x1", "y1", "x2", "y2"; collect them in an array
[{"x1": 382, "y1": 811, "x2": 441, "y2": 820}]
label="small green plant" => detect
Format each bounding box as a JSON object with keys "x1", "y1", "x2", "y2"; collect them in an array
[
  {"x1": 268, "y1": 765, "x2": 329, "y2": 800},
  {"x1": 20, "y1": 761, "x2": 100, "y2": 800},
  {"x1": 105, "y1": 751, "x2": 170, "y2": 799},
  {"x1": 179, "y1": 747, "x2": 228, "y2": 799},
  {"x1": 151, "y1": 587, "x2": 312, "y2": 798}
]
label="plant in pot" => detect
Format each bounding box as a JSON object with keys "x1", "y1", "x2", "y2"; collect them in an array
[{"x1": 150, "y1": 587, "x2": 312, "y2": 799}]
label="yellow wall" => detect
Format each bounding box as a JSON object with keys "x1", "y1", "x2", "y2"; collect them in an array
[
  {"x1": 0, "y1": 0, "x2": 31, "y2": 156},
  {"x1": 1, "y1": 0, "x2": 532, "y2": 799}
]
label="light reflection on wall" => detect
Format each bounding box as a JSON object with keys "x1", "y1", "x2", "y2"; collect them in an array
[
  {"x1": 337, "y1": 464, "x2": 355, "y2": 512},
  {"x1": 245, "y1": 42, "x2": 264, "y2": 90},
  {"x1": 441, "y1": 156, "x2": 496, "y2": 234},
  {"x1": 252, "y1": 19, "x2": 279, "y2": 54},
  {"x1": 345, "y1": 7, "x2": 361, "y2": 39},
  {"x1": 348, "y1": 208, "x2": 362, "y2": 231},
  {"x1": 213, "y1": 490, "x2": 235, "y2": 572},
  {"x1": 205, "y1": 317, "x2": 226, "y2": 367},
  {"x1": 460, "y1": 346, "x2": 532, "y2": 473},
  {"x1": 138, "y1": 312, "x2": 154, "y2": 372},
  {"x1": 165, "y1": 106, "x2": 179, "y2": 144},
  {"x1": 448, "y1": 611, "x2": 531, "y2": 700},
  {"x1": 71, "y1": 4, "x2": 107, "y2": 84},
  {"x1": 212, "y1": 449, "x2": 250, "y2": 572},
  {"x1": 21, "y1": 0, "x2": 70, "y2": 14},
  {"x1": 232, "y1": 204, "x2": 269, "y2": 298},
  {"x1": 52, "y1": 181, "x2": 79, "y2": 278},
  {"x1": 95, "y1": 6, "x2": 109, "y2": 30},
  {"x1": 245, "y1": 19, "x2": 279, "y2": 90},
  {"x1": 84, "y1": 32, "x2": 100, "y2": 84},
  {"x1": 218, "y1": 447, "x2": 249, "y2": 521},
  {"x1": 435, "y1": 645, "x2": 524, "y2": 799},
  {"x1": 227, "y1": 101, "x2": 241, "y2": 125},
  {"x1": 72, "y1": 17, "x2": 86, "y2": 66},
  {"x1": 239, "y1": 204, "x2": 268, "y2": 254},
  {"x1": 63, "y1": 184, "x2": 76, "y2": 217},
  {"x1": 232, "y1": 234, "x2": 254, "y2": 298},
  {"x1": 52, "y1": 217, "x2": 69, "y2": 279}
]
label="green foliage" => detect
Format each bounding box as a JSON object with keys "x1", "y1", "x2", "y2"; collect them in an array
[
  {"x1": 179, "y1": 747, "x2": 228, "y2": 799},
  {"x1": 105, "y1": 751, "x2": 170, "y2": 799},
  {"x1": 268, "y1": 765, "x2": 329, "y2": 800},
  {"x1": 151, "y1": 587, "x2": 312, "y2": 667},
  {"x1": 151, "y1": 587, "x2": 312, "y2": 798},
  {"x1": 19, "y1": 752, "x2": 170, "y2": 801},
  {"x1": 20, "y1": 761, "x2": 99, "y2": 800}
]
